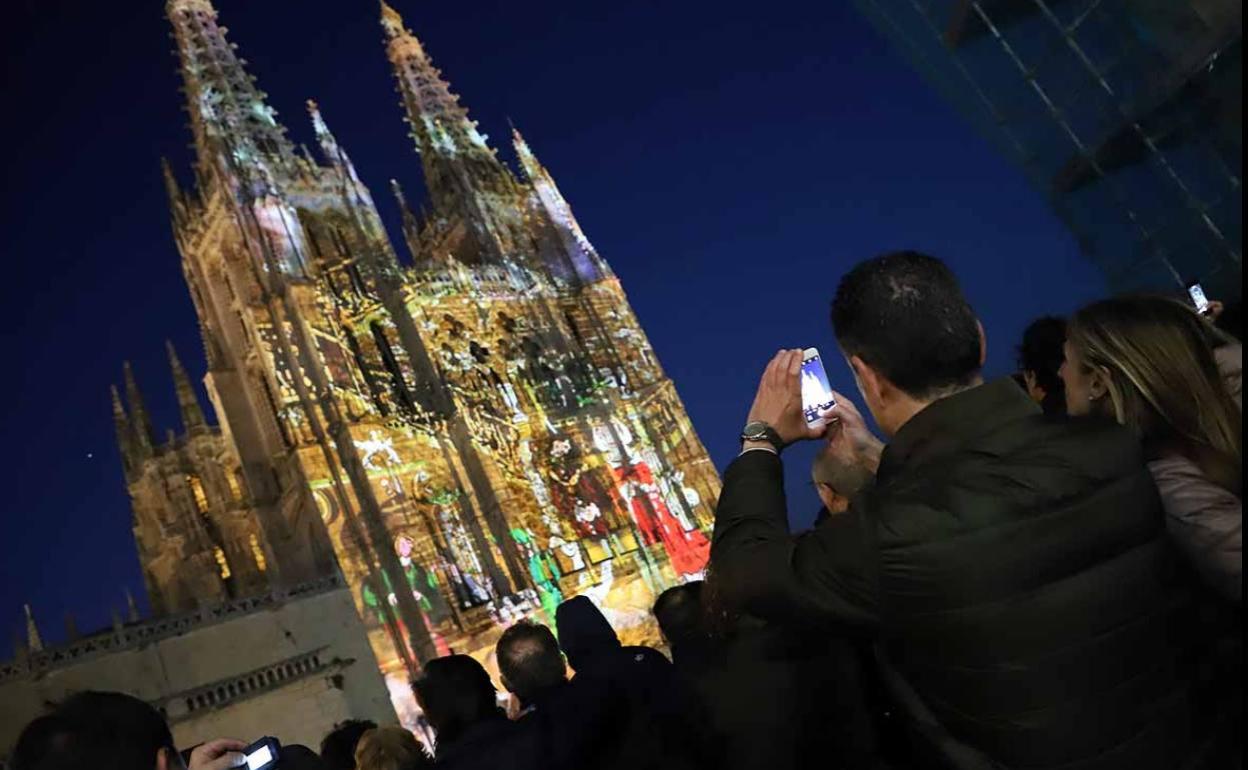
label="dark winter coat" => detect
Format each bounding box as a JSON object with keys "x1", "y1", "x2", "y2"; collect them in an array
[{"x1": 712, "y1": 379, "x2": 1211, "y2": 769}]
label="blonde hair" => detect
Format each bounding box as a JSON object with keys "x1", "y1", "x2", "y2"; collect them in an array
[
  {"x1": 1068, "y1": 296, "x2": 1241, "y2": 493},
  {"x1": 354, "y1": 726, "x2": 429, "y2": 770}
]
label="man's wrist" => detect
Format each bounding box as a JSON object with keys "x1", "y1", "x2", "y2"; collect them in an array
[{"x1": 740, "y1": 439, "x2": 779, "y2": 455}]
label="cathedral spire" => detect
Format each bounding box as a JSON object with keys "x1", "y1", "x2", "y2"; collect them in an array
[
  {"x1": 167, "y1": 0, "x2": 296, "y2": 191},
  {"x1": 166, "y1": 340, "x2": 208, "y2": 434},
  {"x1": 112, "y1": 385, "x2": 136, "y2": 475},
  {"x1": 24, "y1": 604, "x2": 43, "y2": 653},
  {"x1": 162, "y1": 157, "x2": 189, "y2": 233},
  {"x1": 510, "y1": 126, "x2": 609, "y2": 282},
  {"x1": 380, "y1": 1, "x2": 516, "y2": 222},
  {"x1": 123, "y1": 362, "x2": 156, "y2": 456}
]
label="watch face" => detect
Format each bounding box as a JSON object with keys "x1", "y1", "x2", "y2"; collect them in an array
[{"x1": 743, "y1": 421, "x2": 768, "y2": 439}]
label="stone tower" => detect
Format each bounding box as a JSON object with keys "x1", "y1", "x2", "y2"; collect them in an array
[{"x1": 129, "y1": 0, "x2": 720, "y2": 722}]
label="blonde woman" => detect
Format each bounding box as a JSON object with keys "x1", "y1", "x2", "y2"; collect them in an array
[
  {"x1": 353, "y1": 726, "x2": 432, "y2": 770},
  {"x1": 1062, "y1": 295, "x2": 1242, "y2": 602}
]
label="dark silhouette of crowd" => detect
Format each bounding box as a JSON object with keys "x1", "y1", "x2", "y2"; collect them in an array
[{"x1": 9, "y1": 252, "x2": 1241, "y2": 770}]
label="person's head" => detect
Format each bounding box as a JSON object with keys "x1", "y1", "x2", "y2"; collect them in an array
[
  {"x1": 554, "y1": 596, "x2": 620, "y2": 671},
  {"x1": 352, "y1": 727, "x2": 430, "y2": 770},
  {"x1": 1017, "y1": 316, "x2": 1068, "y2": 415},
  {"x1": 1062, "y1": 295, "x2": 1241, "y2": 492},
  {"x1": 495, "y1": 620, "x2": 566, "y2": 705},
  {"x1": 831, "y1": 251, "x2": 985, "y2": 435},
  {"x1": 810, "y1": 444, "x2": 857, "y2": 514},
  {"x1": 652, "y1": 582, "x2": 706, "y2": 658},
  {"x1": 320, "y1": 719, "x2": 377, "y2": 770},
  {"x1": 12, "y1": 691, "x2": 180, "y2": 770},
  {"x1": 411, "y1": 656, "x2": 503, "y2": 748}
]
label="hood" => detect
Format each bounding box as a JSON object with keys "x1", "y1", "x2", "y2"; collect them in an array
[{"x1": 555, "y1": 595, "x2": 620, "y2": 670}]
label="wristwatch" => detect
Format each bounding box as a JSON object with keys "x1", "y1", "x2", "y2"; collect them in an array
[{"x1": 740, "y1": 421, "x2": 784, "y2": 452}]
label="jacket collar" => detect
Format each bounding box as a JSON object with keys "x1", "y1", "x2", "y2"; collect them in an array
[{"x1": 878, "y1": 378, "x2": 1039, "y2": 481}]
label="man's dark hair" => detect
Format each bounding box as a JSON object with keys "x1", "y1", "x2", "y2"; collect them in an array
[
  {"x1": 495, "y1": 620, "x2": 566, "y2": 704},
  {"x1": 318, "y1": 719, "x2": 377, "y2": 770},
  {"x1": 1017, "y1": 316, "x2": 1068, "y2": 415},
  {"x1": 831, "y1": 251, "x2": 981, "y2": 399},
  {"x1": 652, "y1": 582, "x2": 705, "y2": 653},
  {"x1": 12, "y1": 691, "x2": 177, "y2": 770}
]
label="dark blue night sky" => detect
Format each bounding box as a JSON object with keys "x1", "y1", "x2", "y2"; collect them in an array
[{"x1": 0, "y1": 0, "x2": 1106, "y2": 654}]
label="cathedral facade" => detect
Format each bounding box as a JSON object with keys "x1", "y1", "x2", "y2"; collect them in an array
[{"x1": 114, "y1": 0, "x2": 719, "y2": 723}]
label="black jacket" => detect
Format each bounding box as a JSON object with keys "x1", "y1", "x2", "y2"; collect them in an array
[
  {"x1": 554, "y1": 596, "x2": 708, "y2": 769},
  {"x1": 712, "y1": 379, "x2": 1207, "y2": 769}
]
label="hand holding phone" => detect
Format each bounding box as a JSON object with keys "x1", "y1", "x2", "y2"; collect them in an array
[{"x1": 241, "y1": 737, "x2": 281, "y2": 770}]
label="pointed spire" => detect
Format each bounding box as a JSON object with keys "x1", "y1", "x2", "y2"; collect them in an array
[
  {"x1": 24, "y1": 604, "x2": 43, "y2": 652},
  {"x1": 381, "y1": 2, "x2": 516, "y2": 224},
  {"x1": 123, "y1": 362, "x2": 155, "y2": 455},
  {"x1": 125, "y1": 587, "x2": 141, "y2": 623},
  {"x1": 112, "y1": 385, "x2": 135, "y2": 474},
  {"x1": 390, "y1": 178, "x2": 422, "y2": 245},
  {"x1": 510, "y1": 126, "x2": 608, "y2": 283},
  {"x1": 64, "y1": 612, "x2": 80, "y2": 641},
  {"x1": 167, "y1": 340, "x2": 208, "y2": 434},
  {"x1": 167, "y1": 0, "x2": 296, "y2": 189},
  {"x1": 162, "y1": 157, "x2": 188, "y2": 233}
]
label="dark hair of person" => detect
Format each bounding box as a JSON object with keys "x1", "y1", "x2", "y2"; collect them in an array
[
  {"x1": 319, "y1": 719, "x2": 377, "y2": 770},
  {"x1": 495, "y1": 620, "x2": 566, "y2": 704},
  {"x1": 831, "y1": 251, "x2": 981, "y2": 400},
  {"x1": 1017, "y1": 316, "x2": 1068, "y2": 415},
  {"x1": 411, "y1": 655, "x2": 503, "y2": 749},
  {"x1": 1068, "y1": 295, "x2": 1242, "y2": 494},
  {"x1": 652, "y1": 582, "x2": 705, "y2": 651},
  {"x1": 12, "y1": 691, "x2": 177, "y2": 770}
]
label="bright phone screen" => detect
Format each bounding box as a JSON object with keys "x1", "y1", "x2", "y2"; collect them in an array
[
  {"x1": 801, "y1": 350, "x2": 836, "y2": 424},
  {"x1": 1187, "y1": 283, "x2": 1210, "y2": 313},
  {"x1": 246, "y1": 746, "x2": 273, "y2": 770}
]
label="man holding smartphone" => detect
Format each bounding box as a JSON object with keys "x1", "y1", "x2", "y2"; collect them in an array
[{"x1": 712, "y1": 252, "x2": 1217, "y2": 769}]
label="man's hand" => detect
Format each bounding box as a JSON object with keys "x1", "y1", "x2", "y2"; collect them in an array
[
  {"x1": 823, "y1": 391, "x2": 884, "y2": 480},
  {"x1": 187, "y1": 739, "x2": 247, "y2": 770},
  {"x1": 747, "y1": 349, "x2": 827, "y2": 446}
]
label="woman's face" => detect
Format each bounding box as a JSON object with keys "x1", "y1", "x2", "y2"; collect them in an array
[{"x1": 1059, "y1": 340, "x2": 1099, "y2": 416}]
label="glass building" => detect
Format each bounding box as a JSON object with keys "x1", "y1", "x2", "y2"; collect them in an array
[{"x1": 855, "y1": 0, "x2": 1242, "y2": 300}]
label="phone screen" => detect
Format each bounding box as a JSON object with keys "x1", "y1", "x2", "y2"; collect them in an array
[
  {"x1": 246, "y1": 747, "x2": 273, "y2": 770},
  {"x1": 801, "y1": 350, "x2": 836, "y2": 425},
  {"x1": 1187, "y1": 282, "x2": 1210, "y2": 314}
]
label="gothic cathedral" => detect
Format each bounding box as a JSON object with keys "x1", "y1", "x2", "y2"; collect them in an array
[{"x1": 113, "y1": 0, "x2": 719, "y2": 722}]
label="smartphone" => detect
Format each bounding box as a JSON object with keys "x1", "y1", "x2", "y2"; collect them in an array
[
  {"x1": 242, "y1": 737, "x2": 281, "y2": 770},
  {"x1": 1186, "y1": 282, "x2": 1210, "y2": 314},
  {"x1": 800, "y1": 348, "x2": 836, "y2": 429}
]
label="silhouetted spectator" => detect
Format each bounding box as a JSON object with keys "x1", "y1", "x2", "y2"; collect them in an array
[
  {"x1": 11, "y1": 690, "x2": 244, "y2": 770},
  {"x1": 713, "y1": 251, "x2": 1213, "y2": 769},
  {"x1": 353, "y1": 726, "x2": 431, "y2": 770},
  {"x1": 652, "y1": 582, "x2": 710, "y2": 668},
  {"x1": 320, "y1": 719, "x2": 377, "y2": 770},
  {"x1": 556, "y1": 596, "x2": 704, "y2": 769},
  {"x1": 496, "y1": 619, "x2": 617, "y2": 770},
  {"x1": 1063, "y1": 296, "x2": 1242, "y2": 603},
  {"x1": 1017, "y1": 315, "x2": 1068, "y2": 415},
  {"x1": 412, "y1": 655, "x2": 531, "y2": 770}
]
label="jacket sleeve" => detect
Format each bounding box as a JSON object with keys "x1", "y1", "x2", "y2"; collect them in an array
[
  {"x1": 1149, "y1": 456, "x2": 1243, "y2": 603},
  {"x1": 710, "y1": 450, "x2": 880, "y2": 629}
]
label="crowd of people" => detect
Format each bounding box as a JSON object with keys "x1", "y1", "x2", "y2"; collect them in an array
[{"x1": 9, "y1": 251, "x2": 1242, "y2": 770}]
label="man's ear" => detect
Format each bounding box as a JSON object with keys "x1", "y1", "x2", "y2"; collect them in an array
[
  {"x1": 976, "y1": 320, "x2": 987, "y2": 368},
  {"x1": 849, "y1": 355, "x2": 883, "y2": 406}
]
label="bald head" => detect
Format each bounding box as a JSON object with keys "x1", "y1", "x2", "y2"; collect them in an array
[{"x1": 496, "y1": 620, "x2": 566, "y2": 704}]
